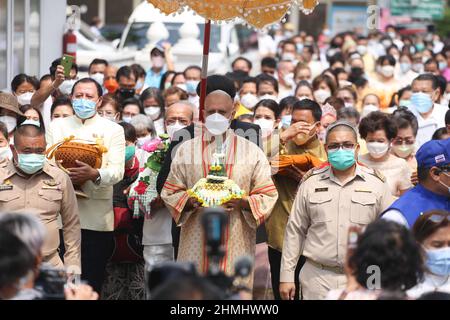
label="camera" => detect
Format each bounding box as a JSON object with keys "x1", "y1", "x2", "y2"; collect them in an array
[{"x1": 34, "y1": 264, "x2": 67, "y2": 300}]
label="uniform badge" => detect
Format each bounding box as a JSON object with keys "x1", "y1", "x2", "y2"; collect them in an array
[
  {"x1": 43, "y1": 179, "x2": 57, "y2": 187},
  {"x1": 0, "y1": 179, "x2": 13, "y2": 191},
  {"x1": 315, "y1": 187, "x2": 328, "y2": 192},
  {"x1": 355, "y1": 189, "x2": 372, "y2": 193}
]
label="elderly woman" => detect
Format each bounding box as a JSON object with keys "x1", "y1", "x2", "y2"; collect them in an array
[
  {"x1": 359, "y1": 111, "x2": 413, "y2": 196},
  {"x1": 129, "y1": 114, "x2": 156, "y2": 149}
]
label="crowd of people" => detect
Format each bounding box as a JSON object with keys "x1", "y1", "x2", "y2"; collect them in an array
[{"x1": 0, "y1": 23, "x2": 449, "y2": 301}]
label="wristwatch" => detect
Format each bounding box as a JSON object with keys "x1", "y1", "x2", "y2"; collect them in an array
[{"x1": 94, "y1": 174, "x2": 101, "y2": 186}]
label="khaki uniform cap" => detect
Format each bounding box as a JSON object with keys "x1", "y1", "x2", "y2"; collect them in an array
[{"x1": 0, "y1": 92, "x2": 25, "y2": 116}]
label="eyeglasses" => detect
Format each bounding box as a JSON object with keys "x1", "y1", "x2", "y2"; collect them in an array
[
  {"x1": 327, "y1": 143, "x2": 356, "y2": 152},
  {"x1": 418, "y1": 212, "x2": 450, "y2": 235},
  {"x1": 392, "y1": 138, "x2": 415, "y2": 145}
]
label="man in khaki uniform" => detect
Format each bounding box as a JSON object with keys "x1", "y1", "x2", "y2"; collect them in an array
[
  {"x1": 266, "y1": 99, "x2": 326, "y2": 300},
  {"x1": 280, "y1": 120, "x2": 395, "y2": 300},
  {"x1": 0, "y1": 124, "x2": 81, "y2": 274}
]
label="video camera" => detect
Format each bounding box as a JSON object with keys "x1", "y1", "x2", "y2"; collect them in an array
[{"x1": 148, "y1": 207, "x2": 253, "y2": 299}]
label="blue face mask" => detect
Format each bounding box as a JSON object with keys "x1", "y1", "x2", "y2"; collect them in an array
[
  {"x1": 426, "y1": 247, "x2": 450, "y2": 276},
  {"x1": 400, "y1": 62, "x2": 411, "y2": 74},
  {"x1": 411, "y1": 92, "x2": 434, "y2": 114},
  {"x1": 296, "y1": 43, "x2": 304, "y2": 53},
  {"x1": 185, "y1": 80, "x2": 200, "y2": 94},
  {"x1": 125, "y1": 145, "x2": 136, "y2": 163},
  {"x1": 281, "y1": 115, "x2": 292, "y2": 129},
  {"x1": 438, "y1": 61, "x2": 447, "y2": 71},
  {"x1": 72, "y1": 99, "x2": 97, "y2": 119},
  {"x1": 328, "y1": 149, "x2": 356, "y2": 171},
  {"x1": 17, "y1": 153, "x2": 45, "y2": 174}
]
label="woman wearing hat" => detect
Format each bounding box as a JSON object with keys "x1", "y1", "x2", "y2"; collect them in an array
[{"x1": 0, "y1": 92, "x2": 25, "y2": 140}]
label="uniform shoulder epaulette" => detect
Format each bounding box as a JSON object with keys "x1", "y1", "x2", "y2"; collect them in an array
[
  {"x1": 361, "y1": 166, "x2": 386, "y2": 182},
  {"x1": 301, "y1": 165, "x2": 328, "y2": 183}
]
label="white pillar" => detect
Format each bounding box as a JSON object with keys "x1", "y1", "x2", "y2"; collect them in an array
[
  {"x1": 39, "y1": 0, "x2": 67, "y2": 77},
  {"x1": 98, "y1": 0, "x2": 105, "y2": 24},
  {"x1": 290, "y1": 3, "x2": 300, "y2": 34}
]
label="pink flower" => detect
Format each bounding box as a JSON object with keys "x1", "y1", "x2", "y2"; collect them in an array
[{"x1": 142, "y1": 138, "x2": 162, "y2": 153}]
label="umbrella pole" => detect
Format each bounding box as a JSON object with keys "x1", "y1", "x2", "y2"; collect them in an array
[{"x1": 199, "y1": 19, "x2": 211, "y2": 123}]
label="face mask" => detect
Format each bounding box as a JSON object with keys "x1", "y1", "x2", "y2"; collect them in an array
[
  {"x1": 416, "y1": 43, "x2": 425, "y2": 52},
  {"x1": 361, "y1": 104, "x2": 379, "y2": 118},
  {"x1": 366, "y1": 142, "x2": 389, "y2": 158},
  {"x1": 412, "y1": 63, "x2": 424, "y2": 73},
  {"x1": 72, "y1": 98, "x2": 97, "y2": 119},
  {"x1": 166, "y1": 121, "x2": 186, "y2": 140},
  {"x1": 328, "y1": 149, "x2": 356, "y2": 171},
  {"x1": 137, "y1": 135, "x2": 152, "y2": 148},
  {"x1": 205, "y1": 113, "x2": 230, "y2": 136},
  {"x1": 281, "y1": 53, "x2": 296, "y2": 62},
  {"x1": 90, "y1": 73, "x2": 104, "y2": 87},
  {"x1": 382, "y1": 40, "x2": 392, "y2": 48},
  {"x1": 411, "y1": 92, "x2": 434, "y2": 114},
  {"x1": 380, "y1": 65, "x2": 395, "y2": 78},
  {"x1": 344, "y1": 102, "x2": 354, "y2": 109},
  {"x1": 118, "y1": 88, "x2": 135, "y2": 99},
  {"x1": 439, "y1": 172, "x2": 450, "y2": 194},
  {"x1": 164, "y1": 82, "x2": 172, "y2": 90},
  {"x1": 283, "y1": 73, "x2": 295, "y2": 87},
  {"x1": 400, "y1": 62, "x2": 411, "y2": 74},
  {"x1": 388, "y1": 32, "x2": 396, "y2": 39},
  {"x1": 151, "y1": 56, "x2": 165, "y2": 68},
  {"x1": 104, "y1": 78, "x2": 119, "y2": 94},
  {"x1": 59, "y1": 79, "x2": 76, "y2": 95},
  {"x1": 254, "y1": 118, "x2": 275, "y2": 138},
  {"x1": 0, "y1": 145, "x2": 12, "y2": 160},
  {"x1": 280, "y1": 115, "x2": 292, "y2": 129},
  {"x1": 399, "y1": 99, "x2": 411, "y2": 108},
  {"x1": 313, "y1": 89, "x2": 331, "y2": 104},
  {"x1": 392, "y1": 143, "x2": 415, "y2": 158},
  {"x1": 258, "y1": 94, "x2": 278, "y2": 103},
  {"x1": 21, "y1": 119, "x2": 40, "y2": 127},
  {"x1": 16, "y1": 92, "x2": 34, "y2": 105},
  {"x1": 426, "y1": 247, "x2": 450, "y2": 276},
  {"x1": 144, "y1": 106, "x2": 161, "y2": 120},
  {"x1": 185, "y1": 80, "x2": 200, "y2": 94},
  {"x1": 17, "y1": 153, "x2": 45, "y2": 174},
  {"x1": 240, "y1": 93, "x2": 259, "y2": 110},
  {"x1": 125, "y1": 145, "x2": 136, "y2": 163},
  {"x1": 293, "y1": 122, "x2": 317, "y2": 146},
  {"x1": 357, "y1": 45, "x2": 367, "y2": 56},
  {"x1": 439, "y1": 61, "x2": 447, "y2": 71},
  {"x1": 122, "y1": 116, "x2": 132, "y2": 124},
  {"x1": 135, "y1": 79, "x2": 144, "y2": 91},
  {"x1": 296, "y1": 43, "x2": 304, "y2": 53},
  {"x1": 0, "y1": 116, "x2": 17, "y2": 133}
]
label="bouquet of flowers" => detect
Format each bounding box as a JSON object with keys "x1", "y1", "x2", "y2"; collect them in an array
[{"x1": 127, "y1": 134, "x2": 170, "y2": 219}]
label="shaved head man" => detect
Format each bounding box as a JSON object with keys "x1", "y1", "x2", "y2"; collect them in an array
[{"x1": 165, "y1": 101, "x2": 194, "y2": 139}]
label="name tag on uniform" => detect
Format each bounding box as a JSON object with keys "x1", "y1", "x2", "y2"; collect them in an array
[
  {"x1": 355, "y1": 189, "x2": 372, "y2": 193},
  {"x1": 0, "y1": 184, "x2": 13, "y2": 191},
  {"x1": 315, "y1": 187, "x2": 328, "y2": 192}
]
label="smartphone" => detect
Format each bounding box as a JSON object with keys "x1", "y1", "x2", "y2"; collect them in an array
[{"x1": 61, "y1": 54, "x2": 74, "y2": 78}]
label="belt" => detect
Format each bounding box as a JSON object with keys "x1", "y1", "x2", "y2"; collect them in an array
[{"x1": 307, "y1": 258, "x2": 344, "y2": 274}]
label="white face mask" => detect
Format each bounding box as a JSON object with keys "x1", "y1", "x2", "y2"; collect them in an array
[
  {"x1": 59, "y1": 79, "x2": 77, "y2": 95},
  {"x1": 136, "y1": 135, "x2": 153, "y2": 148},
  {"x1": 281, "y1": 53, "x2": 296, "y2": 62},
  {"x1": 240, "y1": 93, "x2": 259, "y2": 110},
  {"x1": 166, "y1": 121, "x2": 186, "y2": 140},
  {"x1": 254, "y1": 118, "x2": 275, "y2": 138},
  {"x1": 379, "y1": 65, "x2": 395, "y2": 78},
  {"x1": 151, "y1": 56, "x2": 165, "y2": 68},
  {"x1": 205, "y1": 113, "x2": 230, "y2": 136},
  {"x1": 144, "y1": 106, "x2": 161, "y2": 120},
  {"x1": 0, "y1": 145, "x2": 12, "y2": 160},
  {"x1": 361, "y1": 104, "x2": 379, "y2": 118},
  {"x1": 392, "y1": 143, "x2": 415, "y2": 158},
  {"x1": 0, "y1": 116, "x2": 17, "y2": 133},
  {"x1": 367, "y1": 142, "x2": 389, "y2": 159},
  {"x1": 16, "y1": 92, "x2": 34, "y2": 105},
  {"x1": 90, "y1": 73, "x2": 104, "y2": 87},
  {"x1": 258, "y1": 94, "x2": 278, "y2": 103},
  {"x1": 283, "y1": 73, "x2": 295, "y2": 87},
  {"x1": 344, "y1": 102, "x2": 354, "y2": 108},
  {"x1": 313, "y1": 89, "x2": 331, "y2": 104},
  {"x1": 122, "y1": 116, "x2": 133, "y2": 124}
]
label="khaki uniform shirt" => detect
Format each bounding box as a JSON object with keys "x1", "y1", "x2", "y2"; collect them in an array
[
  {"x1": 266, "y1": 138, "x2": 327, "y2": 252},
  {"x1": 280, "y1": 164, "x2": 395, "y2": 283},
  {"x1": 0, "y1": 159, "x2": 81, "y2": 273}
]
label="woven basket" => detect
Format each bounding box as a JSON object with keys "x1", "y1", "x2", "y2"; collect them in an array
[{"x1": 46, "y1": 136, "x2": 107, "y2": 170}]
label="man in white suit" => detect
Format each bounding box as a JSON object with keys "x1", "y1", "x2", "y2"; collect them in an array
[{"x1": 46, "y1": 78, "x2": 125, "y2": 294}]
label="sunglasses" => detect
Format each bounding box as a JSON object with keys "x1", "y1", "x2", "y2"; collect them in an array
[{"x1": 418, "y1": 212, "x2": 450, "y2": 234}]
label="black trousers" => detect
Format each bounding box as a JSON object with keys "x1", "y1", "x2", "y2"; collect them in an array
[
  {"x1": 268, "y1": 246, "x2": 305, "y2": 300},
  {"x1": 81, "y1": 229, "x2": 114, "y2": 294}
]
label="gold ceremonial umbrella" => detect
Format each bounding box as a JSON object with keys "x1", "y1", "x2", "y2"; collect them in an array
[{"x1": 147, "y1": 0, "x2": 319, "y2": 120}]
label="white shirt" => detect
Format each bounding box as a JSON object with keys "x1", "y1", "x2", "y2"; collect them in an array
[
  {"x1": 411, "y1": 103, "x2": 448, "y2": 149},
  {"x1": 408, "y1": 273, "x2": 450, "y2": 299}
]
